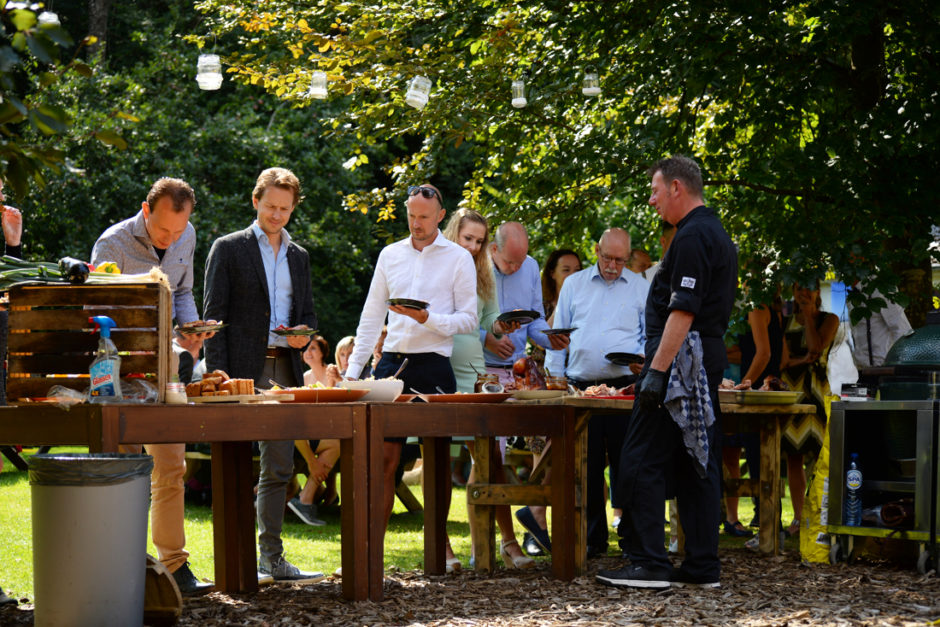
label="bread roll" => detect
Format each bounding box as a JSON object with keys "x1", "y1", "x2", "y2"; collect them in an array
[
  {"x1": 186, "y1": 382, "x2": 202, "y2": 397},
  {"x1": 220, "y1": 380, "x2": 239, "y2": 395}
]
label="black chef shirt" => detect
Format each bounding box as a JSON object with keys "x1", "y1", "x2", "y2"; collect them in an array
[{"x1": 644, "y1": 205, "x2": 737, "y2": 374}]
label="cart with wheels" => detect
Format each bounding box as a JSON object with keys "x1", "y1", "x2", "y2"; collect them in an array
[{"x1": 827, "y1": 400, "x2": 938, "y2": 573}]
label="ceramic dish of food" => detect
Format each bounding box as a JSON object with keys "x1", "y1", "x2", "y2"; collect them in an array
[
  {"x1": 338, "y1": 378, "x2": 404, "y2": 401},
  {"x1": 386, "y1": 298, "x2": 429, "y2": 310}
]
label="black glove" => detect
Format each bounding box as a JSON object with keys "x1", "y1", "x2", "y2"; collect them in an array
[
  {"x1": 636, "y1": 368, "x2": 668, "y2": 414},
  {"x1": 58, "y1": 257, "x2": 90, "y2": 284}
]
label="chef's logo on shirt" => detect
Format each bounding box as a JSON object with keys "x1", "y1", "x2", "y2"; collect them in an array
[{"x1": 680, "y1": 276, "x2": 696, "y2": 289}]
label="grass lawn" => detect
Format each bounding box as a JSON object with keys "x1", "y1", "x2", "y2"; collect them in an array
[{"x1": 0, "y1": 446, "x2": 795, "y2": 602}]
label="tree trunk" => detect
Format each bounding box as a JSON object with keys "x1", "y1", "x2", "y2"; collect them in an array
[{"x1": 87, "y1": 0, "x2": 112, "y2": 60}]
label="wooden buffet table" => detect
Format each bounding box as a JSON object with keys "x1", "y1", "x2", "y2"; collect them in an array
[
  {"x1": 368, "y1": 401, "x2": 582, "y2": 601},
  {"x1": 0, "y1": 402, "x2": 370, "y2": 600},
  {"x1": 519, "y1": 396, "x2": 817, "y2": 556}
]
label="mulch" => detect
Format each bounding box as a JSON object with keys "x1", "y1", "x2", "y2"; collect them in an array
[{"x1": 2, "y1": 547, "x2": 938, "y2": 626}]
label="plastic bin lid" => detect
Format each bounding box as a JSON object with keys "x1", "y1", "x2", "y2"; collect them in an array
[{"x1": 28, "y1": 453, "x2": 153, "y2": 487}]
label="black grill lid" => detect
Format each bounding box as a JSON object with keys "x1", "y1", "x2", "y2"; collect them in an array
[{"x1": 883, "y1": 311, "x2": 940, "y2": 367}]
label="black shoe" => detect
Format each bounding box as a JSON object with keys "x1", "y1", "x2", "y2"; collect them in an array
[
  {"x1": 596, "y1": 563, "x2": 671, "y2": 589},
  {"x1": 515, "y1": 507, "x2": 551, "y2": 554},
  {"x1": 671, "y1": 567, "x2": 720, "y2": 589},
  {"x1": 173, "y1": 562, "x2": 214, "y2": 596},
  {"x1": 722, "y1": 520, "x2": 754, "y2": 538},
  {"x1": 0, "y1": 587, "x2": 17, "y2": 606},
  {"x1": 522, "y1": 532, "x2": 544, "y2": 557}
]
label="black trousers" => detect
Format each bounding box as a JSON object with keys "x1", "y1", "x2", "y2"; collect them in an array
[
  {"x1": 586, "y1": 411, "x2": 629, "y2": 550},
  {"x1": 615, "y1": 371, "x2": 723, "y2": 579}
]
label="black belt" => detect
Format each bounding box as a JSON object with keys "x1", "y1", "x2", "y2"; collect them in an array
[{"x1": 265, "y1": 347, "x2": 291, "y2": 359}]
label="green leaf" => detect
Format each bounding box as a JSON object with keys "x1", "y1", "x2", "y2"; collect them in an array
[
  {"x1": 9, "y1": 9, "x2": 38, "y2": 32},
  {"x1": 72, "y1": 62, "x2": 94, "y2": 78},
  {"x1": 40, "y1": 25, "x2": 74, "y2": 49},
  {"x1": 94, "y1": 129, "x2": 129, "y2": 150},
  {"x1": 116, "y1": 111, "x2": 140, "y2": 123},
  {"x1": 38, "y1": 71, "x2": 58, "y2": 87},
  {"x1": 0, "y1": 101, "x2": 26, "y2": 125},
  {"x1": 26, "y1": 33, "x2": 57, "y2": 65},
  {"x1": 29, "y1": 108, "x2": 69, "y2": 135}
]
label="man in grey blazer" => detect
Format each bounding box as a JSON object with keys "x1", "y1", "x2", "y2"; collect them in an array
[{"x1": 204, "y1": 167, "x2": 320, "y2": 581}]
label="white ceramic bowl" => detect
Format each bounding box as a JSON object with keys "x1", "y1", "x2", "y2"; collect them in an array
[{"x1": 338, "y1": 378, "x2": 404, "y2": 402}]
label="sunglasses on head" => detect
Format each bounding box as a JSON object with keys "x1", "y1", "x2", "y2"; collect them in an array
[{"x1": 407, "y1": 185, "x2": 442, "y2": 202}]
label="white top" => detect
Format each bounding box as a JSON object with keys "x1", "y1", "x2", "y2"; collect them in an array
[
  {"x1": 347, "y1": 231, "x2": 478, "y2": 378},
  {"x1": 848, "y1": 287, "x2": 913, "y2": 367}
]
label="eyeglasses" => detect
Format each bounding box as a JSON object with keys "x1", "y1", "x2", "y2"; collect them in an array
[
  {"x1": 599, "y1": 253, "x2": 627, "y2": 266},
  {"x1": 407, "y1": 185, "x2": 442, "y2": 204}
]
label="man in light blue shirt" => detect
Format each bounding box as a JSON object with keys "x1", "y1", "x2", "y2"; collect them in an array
[
  {"x1": 546, "y1": 228, "x2": 649, "y2": 558},
  {"x1": 482, "y1": 222, "x2": 566, "y2": 382}
]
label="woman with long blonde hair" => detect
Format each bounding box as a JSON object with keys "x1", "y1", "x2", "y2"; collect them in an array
[{"x1": 442, "y1": 207, "x2": 535, "y2": 569}]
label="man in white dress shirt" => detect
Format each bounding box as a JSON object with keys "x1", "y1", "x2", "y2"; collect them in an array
[{"x1": 346, "y1": 183, "x2": 478, "y2": 549}]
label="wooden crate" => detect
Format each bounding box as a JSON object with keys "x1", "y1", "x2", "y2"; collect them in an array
[{"x1": 6, "y1": 283, "x2": 172, "y2": 402}]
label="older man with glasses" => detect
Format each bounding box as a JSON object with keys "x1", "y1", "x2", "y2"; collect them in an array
[{"x1": 545, "y1": 228, "x2": 649, "y2": 559}]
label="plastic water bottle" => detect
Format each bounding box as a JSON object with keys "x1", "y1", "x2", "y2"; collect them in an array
[{"x1": 844, "y1": 453, "x2": 863, "y2": 526}]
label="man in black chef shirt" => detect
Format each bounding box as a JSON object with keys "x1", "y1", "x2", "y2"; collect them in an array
[{"x1": 597, "y1": 155, "x2": 737, "y2": 590}]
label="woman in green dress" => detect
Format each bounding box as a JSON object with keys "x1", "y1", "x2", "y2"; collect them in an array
[{"x1": 443, "y1": 208, "x2": 534, "y2": 569}]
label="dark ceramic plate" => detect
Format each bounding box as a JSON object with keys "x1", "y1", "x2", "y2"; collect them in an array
[
  {"x1": 605, "y1": 352, "x2": 644, "y2": 366},
  {"x1": 272, "y1": 328, "x2": 319, "y2": 336},
  {"x1": 543, "y1": 327, "x2": 577, "y2": 335},
  {"x1": 496, "y1": 309, "x2": 540, "y2": 325},
  {"x1": 387, "y1": 298, "x2": 430, "y2": 310}
]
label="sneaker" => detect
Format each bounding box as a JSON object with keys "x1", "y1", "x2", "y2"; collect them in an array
[
  {"x1": 259, "y1": 556, "x2": 325, "y2": 582},
  {"x1": 172, "y1": 562, "x2": 214, "y2": 596},
  {"x1": 288, "y1": 497, "x2": 326, "y2": 526},
  {"x1": 515, "y1": 507, "x2": 551, "y2": 554},
  {"x1": 522, "y1": 532, "x2": 544, "y2": 557},
  {"x1": 671, "y1": 568, "x2": 720, "y2": 589},
  {"x1": 596, "y1": 563, "x2": 671, "y2": 589}
]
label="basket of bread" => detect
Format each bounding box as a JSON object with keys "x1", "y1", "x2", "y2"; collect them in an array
[{"x1": 186, "y1": 370, "x2": 256, "y2": 401}]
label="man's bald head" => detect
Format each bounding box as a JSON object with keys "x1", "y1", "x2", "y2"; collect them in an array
[
  {"x1": 490, "y1": 222, "x2": 529, "y2": 275},
  {"x1": 595, "y1": 227, "x2": 632, "y2": 282}
]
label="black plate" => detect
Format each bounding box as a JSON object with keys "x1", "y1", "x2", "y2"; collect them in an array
[
  {"x1": 387, "y1": 298, "x2": 429, "y2": 310},
  {"x1": 496, "y1": 309, "x2": 540, "y2": 325},
  {"x1": 272, "y1": 328, "x2": 319, "y2": 336},
  {"x1": 544, "y1": 327, "x2": 577, "y2": 336},
  {"x1": 177, "y1": 322, "x2": 228, "y2": 334},
  {"x1": 605, "y1": 352, "x2": 644, "y2": 366}
]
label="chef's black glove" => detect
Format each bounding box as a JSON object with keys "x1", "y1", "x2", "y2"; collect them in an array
[
  {"x1": 58, "y1": 257, "x2": 90, "y2": 284},
  {"x1": 636, "y1": 368, "x2": 668, "y2": 414}
]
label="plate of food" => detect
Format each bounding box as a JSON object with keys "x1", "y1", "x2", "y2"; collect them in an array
[
  {"x1": 718, "y1": 389, "x2": 804, "y2": 405},
  {"x1": 419, "y1": 392, "x2": 514, "y2": 403},
  {"x1": 271, "y1": 326, "x2": 319, "y2": 336},
  {"x1": 266, "y1": 387, "x2": 369, "y2": 403},
  {"x1": 177, "y1": 320, "x2": 227, "y2": 334},
  {"x1": 605, "y1": 352, "x2": 644, "y2": 366},
  {"x1": 543, "y1": 327, "x2": 577, "y2": 336},
  {"x1": 387, "y1": 298, "x2": 429, "y2": 310},
  {"x1": 496, "y1": 309, "x2": 540, "y2": 325}
]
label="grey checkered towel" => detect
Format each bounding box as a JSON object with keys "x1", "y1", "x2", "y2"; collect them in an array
[{"x1": 664, "y1": 331, "x2": 714, "y2": 478}]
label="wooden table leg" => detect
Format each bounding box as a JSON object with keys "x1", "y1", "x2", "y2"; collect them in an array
[
  {"x1": 341, "y1": 406, "x2": 369, "y2": 601},
  {"x1": 423, "y1": 436, "x2": 450, "y2": 575},
  {"x1": 211, "y1": 441, "x2": 257, "y2": 593},
  {"x1": 468, "y1": 436, "x2": 496, "y2": 572},
  {"x1": 573, "y1": 409, "x2": 589, "y2": 575},
  {"x1": 758, "y1": 415, "x2": 782, "y2": 554},
  {"x1": 551, "y1": 407, "x2": 576, "y2": 580},
  {"x1": 367, "y1": 409, "x2": 386, "y2": 601}
]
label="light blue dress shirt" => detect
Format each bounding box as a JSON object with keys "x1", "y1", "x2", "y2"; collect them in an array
[
  {"x1": 545, "y1": 264, "x2": 650, "y2": 381},
  {"x1": 481, "y1": 255, "x2": 551, "y2": 366},
  {"x1": 252, "y1": 222, "x2": 294, "y2": 348}
]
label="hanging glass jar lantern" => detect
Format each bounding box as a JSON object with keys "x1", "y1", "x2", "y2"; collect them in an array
[
  {"x1": 307, "y1": 70, "x2": 328, "y2": 99},
  {"x1": 404, "y1": 75, "x2": 432, "y2": 110},
  {"x1": 511, "y1": 79, "x2": 527, "y2": 108},
  {"x1": 37, "y1": 11, "x2": 61, "y2": 27},
  {"x1": 582, "y1": 69, "x2": 601, "y2": 96},
  {"x1": 196, "y1": 54, "x2": 223, "y2": 91}
]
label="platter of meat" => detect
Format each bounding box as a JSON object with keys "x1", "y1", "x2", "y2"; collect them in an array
[
  {"x1": 496, "y1": 309, "x2": 540, "y2": 325},
  {"x1": 580, "y1": 383, "x2": 633, "y2": 399},
  {"x1": 177, "y1": 320, "x2": 227, "y2": 334},
  {"x1": 272, "y1": 326, "x2": 319, "y2": 336}
]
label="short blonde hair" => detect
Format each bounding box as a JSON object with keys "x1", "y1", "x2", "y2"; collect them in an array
[
  {"x1": 253, "y1": 167, "x2": 302, "y2": 207},
  {"x1": 334, "y1": 335, "x2": 355, "y2": 365}
]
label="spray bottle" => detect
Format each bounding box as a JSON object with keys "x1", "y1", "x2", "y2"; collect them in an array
[{"x1": 88, "y1": 315, "x2": 123, "y2": 403}]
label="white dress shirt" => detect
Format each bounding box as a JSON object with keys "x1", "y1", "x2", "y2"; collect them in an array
[
  {"x1": 848, "y1": 287, "x2": 913, "y2": 367},
  {"x1": 347, "y1": 231, "x2": 478, "y2": 378},
  {"x1": 545, "y1": 264, "x2": 649, "y2": 381}
]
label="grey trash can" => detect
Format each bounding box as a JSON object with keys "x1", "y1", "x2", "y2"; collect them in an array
[{"x1": 29, "y1": 453, "x2": 153, "y2": 627}]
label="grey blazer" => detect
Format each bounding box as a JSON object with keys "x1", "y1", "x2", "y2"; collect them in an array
[{"x1": 203, "y1": 227, "x2": 317, "y2": 385}]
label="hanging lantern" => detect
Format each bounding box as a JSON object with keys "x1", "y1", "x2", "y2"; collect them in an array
[
  {"x1": 195, "y1": 54, "x2": 223, "y2": 91},
  {"x1": 582, "y1": 69, "x2": 601, "y2": 96},
  {"x1": 511, "y1": 79, "x2": 527, "y2": 108},
  {"x1": 37, "y1": 11, "x2": 61, "y2": 27},
  {"x1": 307, "y1": 70, "x2": 328, "y2": 99},
  {"x1": 404, "y1": 75, "x2": 432, "y2": 110}
]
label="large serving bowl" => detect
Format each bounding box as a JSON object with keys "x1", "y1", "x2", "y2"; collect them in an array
[{"x1": 338, "y1": 378, "x2": 404, "y2": 401}]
